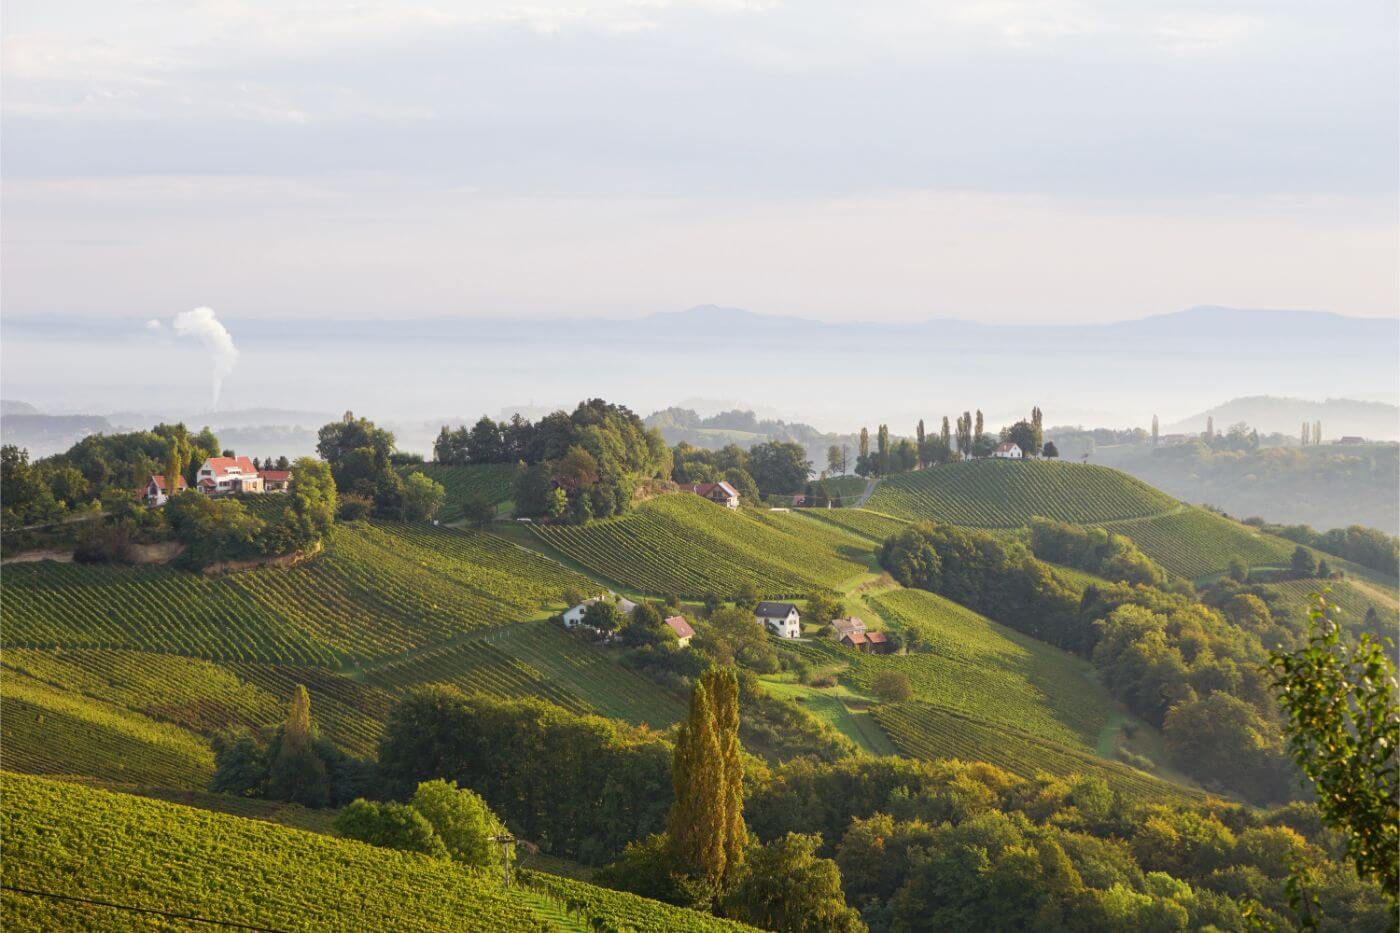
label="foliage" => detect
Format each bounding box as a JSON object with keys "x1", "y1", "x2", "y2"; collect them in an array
[
  {"x1": 583, "y1": 599, "x2": 624, "y2": 633},
  {"x1": 695, "y1": 606, "x2": 779, "y2": 673},
  {"x1": 721, "y1": 833, "x2": 867, "y2": 932},
  {"x1": 411, "y1": 779, "x2": 506, "y2": 869},
  {"x1": 870, "y1": 670, "x2": 913, "y2": 702},
  {"x1": 335, "y1": 798, "x2": 449, "y2": 857},
  {"x1": 1269, "y1": 595, "x2": 1399, "y2": 901},
  {"x1": 400, "y1": 463, "x2": 514, "y2": 523},
  {"x1": 531, "y1": 494, "x2": 863, "y2": 598},
  {"x1": 1028, "y1": 517, "x2": 1165, "y2": 586},
  {"x1": 1097, "y1": 507, "x2": 1300, "y2": 579},
  {"x1": 377, "y1": 686, "x2": 672, "y2": 864},
  {"x1": 746, "y1": 441, "x2": 812, "y2": 495},
  {"x1": 868, "y1": 459, "x2": 1176, "y2": 528},
  {"x1": 669, "y1": 669, "x2": 747, "y2": 890}
]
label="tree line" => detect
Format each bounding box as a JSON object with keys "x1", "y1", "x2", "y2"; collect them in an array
[{"x1": 839, "y1": 407, "x2": 1055, "y2": 479}]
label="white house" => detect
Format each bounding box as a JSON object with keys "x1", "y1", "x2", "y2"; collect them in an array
[
  {"x1": 563, "y1": 595, "x2": 638, "y2": 630},
  {"x1": 196, "y1": 456, "x2": 264, "y2": 496},
  {"x1": 663, "y1": 615, "x2": 695, "y2": 648},
  {"x1": 755, "y1": 601, "x2": 801, "y2": 639},
  {"x1": 678, "y1": 481, "x2": 741, "y2": 509},
  {"x1": 993, "y1": 442, "x2": 1022, "y2": 459},
  {"x1": 143, "y1": 473, "x2": 188, "y2": 507}
]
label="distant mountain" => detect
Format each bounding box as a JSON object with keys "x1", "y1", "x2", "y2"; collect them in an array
[
  {"x1": 1166, "y1": 396, "x2": 1399, "y2": 441},
  {"x1": 0, "y1": 413, "x2": 114, "y2": 457},
  {"x1": 0, "y1": 399, "x2": 39, "y2": 416}
]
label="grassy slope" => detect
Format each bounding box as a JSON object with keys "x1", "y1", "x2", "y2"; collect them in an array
[
  {"x1": 529, "y1": 494, "x2": 866, "y2": 598},
  {"x1": 2, "y1": 772, "x2": 749, "y2": 932},
  {"x1": 867, "y1": 459, "x2": 1178, "y2": 528}
]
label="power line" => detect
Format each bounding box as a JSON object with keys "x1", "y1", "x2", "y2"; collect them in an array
[{"x1": 3, "y1": 884, "x2": 289, "y2": 932}]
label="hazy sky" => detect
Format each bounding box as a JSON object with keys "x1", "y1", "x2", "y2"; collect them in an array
[{"x1": 3, "y1": 0, "x2": 1397, "y2": 323}]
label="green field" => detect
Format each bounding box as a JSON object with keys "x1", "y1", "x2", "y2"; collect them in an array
[
  {"x1": 3, "y1": 521, "x2": 592, "y2": 666},
  {"x1": 2, "y1": 674, "x2": 213, "y2": 788},
  {"x1": 867, "y1": 459, "x2": 1178, "y2": 528},
  {"x1": 402, "y1": 463, "x2": 517, "y2": 522},
  {"x1": 3, "y1": 772, "x2": 750, "y2": 932},
  {"x1": 529, "y1": 495, "x2": 866, "y2": 598},
  {"x1": 799, "y1": 507, "x2": 911, "y2": 543},
  {"x1": 1097, "y1": 507, "x2": 1298, "y2": 579},
  {"x1": 872, "y1": 701, "x2": 1209, "y2": 805}
]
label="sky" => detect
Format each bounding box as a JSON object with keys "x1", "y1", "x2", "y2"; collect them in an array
[{"x1": 2, "y1": 0, "x2": 1397, "y2": 324}]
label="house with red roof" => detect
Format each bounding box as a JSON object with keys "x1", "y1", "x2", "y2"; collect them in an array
[
  {"x1": 993, "y1": 442, "x2": 1023, "y2": 459},
  {"x1": 677, "y1": 481, "x2": 740, "y2": 509},
  {"x1": 260, "y1": 470, "x2": 292, "y2": 492},
  {"x1": 840, "y1": 630, "x2": 893, "y2": 654},
  {"x1": 143, "y1": 473, "x2": 188, "y2": 507},
  {"x1": 195, "y1": 456, "x2": 265, "y2": 496},
  {"x1": 663, "y1": 615, "x2": 695, "y2": 648}
]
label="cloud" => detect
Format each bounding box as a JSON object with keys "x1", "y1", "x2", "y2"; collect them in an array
[{"x1": 171, "y1": 306, "x2": 238, "y2": 407}]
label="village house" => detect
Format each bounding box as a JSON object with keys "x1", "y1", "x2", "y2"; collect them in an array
[
  {"x1": 829, "y1": 617, "x2": 867, "y2": 640},
  {"x1": 196, "y1": 456, "x2": 264, "y2": 496},
  {"x1": 993, "y1": 442, "x2": 1022, "y2": 459},
  {"x1": 663, "y1": 615, "x2": 695, "y2": 648},
  {"x1": 143, "y1": 473, "x2": 188, "y2": 507},
  {"x1": 563, "y1": 595, "x2": 638, "y2": 630},
  {"x1": 678, "y1": 481, "x2": 741, "y2": 509},
  {"x1": 840, "y1": 631, "x2": 893, "y2": 654},
  {"x1": 755, "y1": 601, "x2": 801, "y2": 639},
  {"x1": 259, "y1": 469, "x2": 292, "y2": 492}
]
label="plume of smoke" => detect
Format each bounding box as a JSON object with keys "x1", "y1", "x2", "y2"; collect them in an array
[{"x1": 172, "y1": 306, "x2": 239, "y2": 408}]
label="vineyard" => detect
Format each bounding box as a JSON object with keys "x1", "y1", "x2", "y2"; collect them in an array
[
  {"x1": 825, "y1": 588, "x2": 1112, "y2": 750},
  {"x1": 3, "y1": 773, "x2": 750, "y2": 931},
  {"x1": 802, "y1": 508, "x2": 910, "y2": 542},
  {"x1": 529, "y1": 494, "x2": 865, "y2": 597},
  {"x1": 867, "y1": 459, "x2": 1178, "y2": 528},
  {"x1": 2, "y1": 674, "x2": 213, "y2": 788},
  {"x1": 1255, "y1": 577, "x2": 1399, "y2": 636},
  {"x1": 402, "y1": 463, "x2": 516, "y2": 522},
  {"x1": 1097, "y1": 507, "x2": 1297, "y2": 579},
  {"x1": 2, "y1": 521, "x2": 588, "y2": 666},
  {"x1": 872, "y1": 701, "x2": 1209, "y2": 805}
]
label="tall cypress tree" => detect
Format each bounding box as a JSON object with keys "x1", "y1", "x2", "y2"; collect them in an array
[
  {"x1": 710, "y1": 669, "x2": 745, "y2": 888},
  {"x1": 974, "y1": 410, "x2": 984, "y2": 444},
  {"x1": 1152, "y1": 415, "x2": 1159, "y2": 446},
  {"x1": 940, "y1": 416, "x2": 951, "y2": 448},
  {"x1": 269, "y1": 684, "x2": 329, "y2": 807},
  {"x1": 915, "y1": 420, "x2": 925, "y2": 468},
  {"x1": 667, "y1": 669, "x2": 745, "y2": 890}
]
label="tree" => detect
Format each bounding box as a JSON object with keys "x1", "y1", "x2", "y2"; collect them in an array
[
  {"x1": 335, "y1": 799, "x2": 448, "y2": 858},
  {"x1": 723, "y1": 468, "x2": 760, "y2": 504},
  {"x1": 583, "y1": 600, "x2": 624, "y2": 633},
  {"x1": 858, "y1": 429, "x2": 870, "y2": 471},
  {"x1": 939, "y1": 416, "x2": 951, "y2": 450},
  {"x1": 668, "y1": 669, "x2": 746, "y2": 891},
  {"x1": 411, "y1": 779, "x2": 502, "y2": 869},
  {"x1": 828, "y1": 445, "x2": 843, "y2": 475},
  {"x1": 1314, "y1": 420, "x2": 1322, "y2": 444},
  {"x1": 1205, "y1": 416, "x2": 1215, "y2": 440},
  {"x1": 1290, "y1": 546, "x2": 1317, "y2": 579},
  {"x1": 400, "y1": 472, "x2": 446, "y2": 522},
  {"x1": 915, "y1": 420, "x2": 926, "y2": 468},
  {"x1": 1227, "y1": 556, "x2": 1249, "y2": 583},
  {"x1": 871, "y1": 670, "x2": 913, "y2": 702},
  {"x1": 459, "y1": 491, "x2": 496, "y2": 528},
  {"x1": 721, "y1": 833, "x2": 866, "y2": 932},
  {"x1": 466, "y1": 416, "x2": 504, "y2": 463},
  {"x1": 1042, "y1": 442, "x2": 1059, "y2": 458},
  {"x1": 267, "y1": 685, "x2": 330, "y2": 808},
  {"x1": 1152, "y1": 415, "x2": 1159, "y2": 446},
  {"x1": 974, "y1": 410, "x2": 984, "y2": 446},
  {"x1": 288, "y1": 457, "x2": 336, "y2": 540},
  {"x1": 696, "y1": 607, "x2": 776, "y2": 673},
  {"x1": 805, "y1": 590, "x2": 845, "y2": 626},
  {"x1": 733, "y1": 583, "x2": 761, "y2": 611},
  {"x1": 1269, "y1": 596, "x2": 1398, "y2": 901},
  {"x1": 748, "y1": 442, "x2": 810, "y2": 495},
  {"x1": 1004, "y1": 420, "x2": 1037, "y2": 457}
]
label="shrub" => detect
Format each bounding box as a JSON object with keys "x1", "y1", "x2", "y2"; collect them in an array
[
  {"x1": 335, "y1": 799, "x2": 448, "y2": 858},
  {"x1": 871, "y1": 670, "x2": 913, "y2": 703}
]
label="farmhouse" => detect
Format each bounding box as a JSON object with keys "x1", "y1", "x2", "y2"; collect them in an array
[
  {"x1": 755, "y1": 601, "x2": 801, "y2": 639},
  {"x1": 840, "y1": 631, "x2": 893, "y2": 654},
  {"x1": 993, "y1": 442, "x2": 1022, "y2": 459},
  {"x1": 260, "y1": 469, "x2": 292, "y2": 492},
  {"x1": 563, "y1": 595, "x2": 638, "y2": 630},
  {"x1": 663, "y1": 615, "x2": 695, "y2": 648},
  {"x1": 196, "y1": 456, "x2": 264, "y2": 496},
  {"x1": 829, "y1": 617, "x2": 867, "y2": 640},
  {"x1": 143, "y1": 474, "x2": 188, "y2": 507},
  {"x1": 678, "y1": 481, "x2": 740, "y2": 509}
]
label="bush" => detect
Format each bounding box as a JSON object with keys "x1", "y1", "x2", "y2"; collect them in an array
[
  {"x1": 871, "y1": 670, "x2": 913, "y2": 703},
  {"x1": 334, "y1": 799, "x2": 448, "y2": 858},
  {"x1": 337, "y1": 494, "x2": 374, "y2": 522},
  {"x1": 411, "y1": 779, "x2": 503, "y2": 870}
]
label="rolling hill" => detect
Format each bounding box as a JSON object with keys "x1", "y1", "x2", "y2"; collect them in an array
[{"x1": 3, "y1": 772, "x2": 749, "y2": 932}]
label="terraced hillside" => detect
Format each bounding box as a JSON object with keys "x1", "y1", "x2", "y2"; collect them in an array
[
  {"x1": 402, "y1": 463, "x2": 516, "y2": 522},
  {"x1": 3, "y1": 521, "x2": 591, "y2": 666},
  {"x1": 873, "y1": 702, "x2": 1208, "y2": 806},
  {"x1": 3, "y1": 773, "x2": 751, "y2": 932},
  {"x1": 1097, "y1": 507, "x2": 1298, "y2": 579},
  {"x1": 867, "y1": 459, "x2": 1178, "y2": 528},
  {"x1": 529, "y1": 494, "x2": 866, "y2": 597},
  {"x1": 799, "y1": 507, "x2": 910, "y2": 543}
]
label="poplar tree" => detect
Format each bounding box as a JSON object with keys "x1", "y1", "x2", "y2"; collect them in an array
[
  {"x1": 1314, "y1": 420, "x2": 1322, "y2": 444},
  {"x1": 269, "y1": 684, "x2": 329, "y2": 807},
  {"x1": 915, "y1": 420, "x2": 925, "y2": 467},
  {"x1": 858, "y1": 428, "x2": 870, "y2": 464},
  {"x1": 974, "y1": 410, "x2": 984, "y2": 444},
  {"x1": 1205, "y1": 416, "x2": 1214, "y2": 439},
  {"x1": 940, "y1": 416, "x2": 951, "y2": 448},
  {"x1": 163, "y1": 438, "x2": 185, "y2": 497},
  {"x1": 876, "y1": 425, "x2": 890, "y2": 476},
  {"x1": 1152, "y1": 415, "x2": 1159, "y2": 446},
  {"x1": 667, "y1": 668, "x2": 745, "y2": 891}
]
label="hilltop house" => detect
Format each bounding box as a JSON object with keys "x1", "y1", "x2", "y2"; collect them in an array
[
  {"x1": 143, "y1": 474, "x2": 188, "y2": 507},
  {"x1": 1335, "y1": 436, "x2": 1365, "y2": 445},
  {"x1": 993, "y1": 442, "x2": 1022, "y2": 459},
  {"x1": 678, "y1": 481, "x2": 740, "y2": 509},
  {"x1": 755, "y1": 601, "x2": 801, "y2": 639},
  {"x1": 841, "y1": 631, "x2": 893, "y2": 654},
  {"x1": 196, "y1": 456, "x2": 264, "y2": 496},
  {"x1": 663, "y1": 615, "x2": 695, "y2": 648},
  {"x1": 829, "y1": 617, "x2": 867, "y2": 640},
  {"x1": 563, "y1": 595, "x2": 638, "y2": 630}
]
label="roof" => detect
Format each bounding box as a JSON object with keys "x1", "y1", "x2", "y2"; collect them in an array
[
  {"x1": 995, "y1": 442, "x2": 1020, "y2": 452},
  {"x1": 570, "y1": 596, "x2": 638, "y2": 616},
  {"x1": 680, "y1": 481, "x2": 739, "y2": 499},
  {"x1": 663, "y1": 616, "x2": 695, "y2": 639},
  {"x1": 260, "y1": 470, "x2": 291, "y2": 482},
  {"x1": 148, "y1": 474, "x2": 188, "y2": 491},
  {"x1": 755, "y1": 601, "x2": 798, "y2": 618},
  {"x1": 842, "y1": 631, "x2": 889, "y2": 646},
  {"x1": 831, "y1": 617, "x2": 866, "y2": 635},
  {"x1": 865, "y1": 631, "x2": 889, "y2": 644},
  {"x1": 842, "y1": 632, "x2": 868, "y2": 645},
  {"x1": 201, "y1": 456, "x2": 258, "y2": 478}
]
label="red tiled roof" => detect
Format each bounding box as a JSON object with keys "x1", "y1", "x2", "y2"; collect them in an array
[
  {"x1": 865, "y1": 631, "x2": 889, "y2": 644},
  {"x1": 663, "y1": 615, "x2": 695, "y2": 639},
  {"x1": 260, "y1": 470, "x2": 291, "y2": 482},
  {"x1": 148, "y1": 474, "x2": 188, "y2": 491},
  {"x1": 842, "y1": 632, "x2": 869, "y2": 645},
  {"x1": 995, "y1": 442, "x2": 1020, "y2": 452},
  {"x1": 201, "y1": 456, "x2": 258, "y2": 478}
]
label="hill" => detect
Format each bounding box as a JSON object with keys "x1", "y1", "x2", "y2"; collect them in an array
[
  {"x1": 1165, "y1": 395, "x2": 1399, "y2": 440},
  {"x1": 528, "y1": 494, "x2": 867, "y2": 598},
  {"x1": 401, "y1": 463, "x2": 516, "y2": 522},
  {"x1": 3, "y1": 772, "x2": 749, "y2": 932},
  {"x1": 866, "y1": 459, "x2": 1177, "y2": 528},
  {"x1": 1090, "y1": 441, "x2": 1399, "y2": 534}
]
